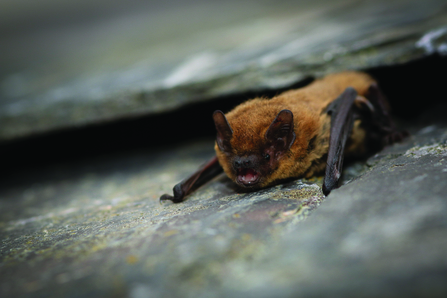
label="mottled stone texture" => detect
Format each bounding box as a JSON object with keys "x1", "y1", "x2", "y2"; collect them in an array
[
  {"x1": 1, "y1": 116, "x2": 447, "y2": 297},
  {"x1": 0, "y1": 0, "x2": 446, "y2": 140},
  {"x1": 1, "y1": 1, "x2": 447, "y2": 297}
]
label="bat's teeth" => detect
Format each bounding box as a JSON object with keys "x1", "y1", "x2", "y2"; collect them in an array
[{"x1": 238, "y1": 168, "x2": 259, "y2": 186}]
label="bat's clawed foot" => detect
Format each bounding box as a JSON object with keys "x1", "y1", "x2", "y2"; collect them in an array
[{"x1": 383, "y1": 130, "x2": 409, "y2": 146}]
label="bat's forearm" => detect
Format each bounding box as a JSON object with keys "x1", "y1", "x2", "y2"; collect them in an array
[{"x1": 160, "y1": 156, "x2": 223, "y2": 203}]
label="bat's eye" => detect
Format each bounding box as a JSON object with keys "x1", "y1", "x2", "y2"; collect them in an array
[{"x1": 264, "y1": 154, "x2": 270, "y2": 160}]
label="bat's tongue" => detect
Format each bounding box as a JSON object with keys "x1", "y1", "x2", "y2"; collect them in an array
[{"x1": 238, "y1": 168, "x2": 259, "y2": 185}]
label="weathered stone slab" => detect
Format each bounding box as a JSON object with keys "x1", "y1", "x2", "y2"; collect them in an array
[
  {"x1": 0, "y1": 138, "x2": 325, "y2": 297},
  {"x1": 1, "y1": 114, "x2": 447, "y2": 297},
  {"x1": 1, "y1": 0, "x2": 446, "y2": 140}
]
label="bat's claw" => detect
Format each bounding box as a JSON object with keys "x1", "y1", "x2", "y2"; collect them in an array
[
  {"x1": 160, "y1": 193, "x2": 175, "y2": 203},
  {"x1": 383, "y1": 130, "x2": 409, "y2": 146},
  {"x1": 160, "y1": 191, "x2": 185, "y2": 204}
]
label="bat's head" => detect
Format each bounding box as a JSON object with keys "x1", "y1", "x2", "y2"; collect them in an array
[{"x1": 213, "y1": 109, "x2": 296, "y2": 189}]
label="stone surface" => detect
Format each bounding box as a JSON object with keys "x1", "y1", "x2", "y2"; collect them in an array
[
  {"x1": 1, "y1": 113, "x2": 447, "y2": 297},
  {"x1": 1, "y1": 0, "x2": 447, "y2": 140},
  {"x1": 2, "y1": 1, "x2": 447, "y2": 297}
]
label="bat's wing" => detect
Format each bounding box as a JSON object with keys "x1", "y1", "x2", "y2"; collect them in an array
[
  {"x1": 322, "y1": 87, "x2": 357, "y2": 196},
  {"x1": 160, "y1": 156, "x2": 223, "y2": 203},
  {"x1": 322, "y1": 84, "x2": 408, "y2": 196},
  {"x1": 364, "y1": 83, "x2": 408, "y2": 145}
]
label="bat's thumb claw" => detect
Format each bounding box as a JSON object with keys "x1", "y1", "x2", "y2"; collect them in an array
[{"x1": 160, "y1": 194, "x2": 174, "y2": 203}]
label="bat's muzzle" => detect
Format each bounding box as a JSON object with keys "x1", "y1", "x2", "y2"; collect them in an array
[{"x1": 237, "y1": 168, "x2": 260, "y2": 187}]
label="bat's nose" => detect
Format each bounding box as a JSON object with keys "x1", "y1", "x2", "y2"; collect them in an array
[{"x1": 233, "y1": 157, "x2": 254, "y2": 169}]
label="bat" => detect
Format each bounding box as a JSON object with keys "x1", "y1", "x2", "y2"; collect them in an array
[{"x1": 160, "y1": 71, "x2": 406, "y2": 203}]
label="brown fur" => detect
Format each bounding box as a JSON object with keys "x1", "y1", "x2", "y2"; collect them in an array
[{"x1": 215, "y1": 71, "x2": 376, "y2": 188}]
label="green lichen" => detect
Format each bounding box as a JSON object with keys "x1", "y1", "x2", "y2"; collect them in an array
[{"x1": 405, "y1": 144, "x2": 447, "y2": 158}]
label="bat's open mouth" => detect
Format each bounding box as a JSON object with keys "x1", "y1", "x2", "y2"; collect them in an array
[{"x1": 237, "y1": 168, "x2": 260, "y2": 187}]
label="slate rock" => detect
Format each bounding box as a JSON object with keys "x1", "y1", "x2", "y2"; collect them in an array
[
  {"x1": 1, "y1": 116, "x2": 447, "y2": 297},
  {"x1": 1, "y1": 0, "x2": 447, "y2": 140}
]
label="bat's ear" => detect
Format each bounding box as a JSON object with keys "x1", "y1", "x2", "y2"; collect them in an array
[
  {"x1": 213, "y1": 110, "x2": 233, "y2": 152},
  {"x1": 265, "y1": 109, "x2": 296, "y2": 152}
]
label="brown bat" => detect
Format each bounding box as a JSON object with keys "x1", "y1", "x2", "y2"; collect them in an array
[{"x1": 160, "y1": 71, "x2": 406, "y2": 203}]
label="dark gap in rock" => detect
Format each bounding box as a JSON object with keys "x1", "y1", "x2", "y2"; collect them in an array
[
  {"x1": 0, "y1": 78, "x2": 314, "y2": 188},
  {"x1": 0, "y1": 54, "x2": 445, "y2": 189},
  {"x1": 367, "y1": 54, "x2": 447, "y2": 119}
]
